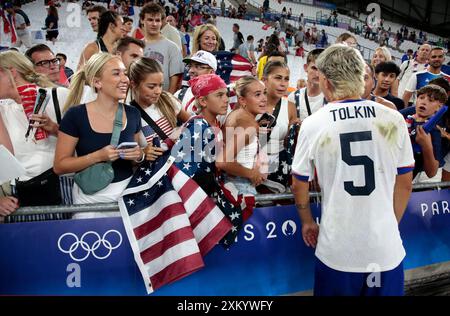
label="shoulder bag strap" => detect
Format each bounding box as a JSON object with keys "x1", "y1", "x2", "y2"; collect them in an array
[
  {"x1": 295, "y1": 89, "x2": 301, "y2": 118},
  {"x1": 52, "y1": 87, "x2": 61, "y2": 124},
  {"x1": 131, "y1": 100, "x2": 169, "y2": 140},
  {"x1": 398, "y1": 59, "x2": 411, "y2": 82},
  {"x1": 268, "y1": 99, "x2": 282, "y2": 131},
  {"x1": 272, "y1": 99, "x2": 282, "y2": 120},
  {"x1": 97, "y1": 38, "x2": 109, "y2": 53},
  {"x1": 304, "y1": 88, "x2": 312, "y2": 117},
  {"x1": 110, "y1": 103, "x2": 123, "y2": 147}
]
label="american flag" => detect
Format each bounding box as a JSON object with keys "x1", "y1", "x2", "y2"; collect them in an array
[
  {"x1": 213, "y1": 51, "x2": 254, "y2": 84},
  {"x1": 215, "y1": 181, "x2": 255, "y2": 247},
  {"x1": 141, "y1": 116, "x2": 173, "y2": 144},
  {"x1": 118, "y1": 154, "x2": 232, "y2": 294}
]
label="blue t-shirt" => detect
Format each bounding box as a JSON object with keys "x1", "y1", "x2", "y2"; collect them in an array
[
  {"x1": 401, "y1": 109, "x2": 444, "y2": 176},
  {"x1": 416, "y1": 71, "x2": 445, "y2": 90},
  {"x1": 59, "y1": 104, "x2": 142, "y2": 183}
]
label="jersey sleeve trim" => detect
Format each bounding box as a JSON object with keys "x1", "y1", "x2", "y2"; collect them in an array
[
  {"x1": 292, "y1": 172, "x2": 310, "y2": 182},
  {"x1": 397, "y1": 165, "x2": 415, "y2": 175}
]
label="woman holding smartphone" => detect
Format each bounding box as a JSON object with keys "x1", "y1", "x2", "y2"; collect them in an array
[
  {"x1": 54, "y1": 53, "x2": 143, "y2": 217},
  {"x1": 259, "y1": 61, "x2": 299, "y2": 193},
  {"x1": 127, "y1": 57, "x2": 191, "y2": 161}
]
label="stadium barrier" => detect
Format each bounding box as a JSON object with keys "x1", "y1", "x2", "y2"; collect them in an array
[
  {"x1": 0, "y1": 182, "x2": 448, "y2": 295},
  {"x1": 10, "y1": 181, "x2": 450, "y2": 216}
]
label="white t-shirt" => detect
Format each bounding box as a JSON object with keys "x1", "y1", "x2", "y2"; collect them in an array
[
  {"x1": 398, "y1": 59, "x2": 428, "y2": 101},
  {"x1": 288, "y1": 88, "x2": 325, "y2": 121},
  {"x1": 292, "y1": 99, "x2": 414, "y2": 272},
  {"x1": 0, "y1": 87, "x2": 70, "y2": 181},
  {"x1": 404, "y1": 70, "x2": 448, "y2": 103}
]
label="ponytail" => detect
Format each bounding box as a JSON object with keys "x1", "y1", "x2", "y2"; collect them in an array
[
  {"x1": 23, "y1": 71, "x2": 54, "y2": 88},
  {"x1": 63, "y1": 69, "x2": 87, "y2": 112},
  {"x1": 157, "y1": 92, "x2": 178, "y2": 128}
]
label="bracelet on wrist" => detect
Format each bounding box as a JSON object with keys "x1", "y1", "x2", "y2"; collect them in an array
[{"x1": 135, "y1": 152, "x2": 145, "y2": 163}]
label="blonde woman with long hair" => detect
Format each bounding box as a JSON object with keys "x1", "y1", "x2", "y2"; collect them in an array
[
  {"x1": 0, "y1": 66, "x2": 18, "y2": 219},
  {"x1": 0, "y1": 51, "x2": 64, "y2": 175},
  {"x1": 54, "y1": 53, "x2": 143, "y2": 216},
  {"x1": 0, "y1": 50, "x2": 70, "y2": 219},
  {"x1": 216, "y1": 76, "x2": 268, "y2": 195}
]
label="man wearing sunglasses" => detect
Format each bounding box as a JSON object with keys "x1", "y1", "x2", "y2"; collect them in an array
[{"x1": 25, "y1": 44, "x2": 61, "y2": 84}]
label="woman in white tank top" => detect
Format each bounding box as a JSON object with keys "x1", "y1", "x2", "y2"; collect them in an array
[
  {"x1": 259, "y1": 61, "x2": 299, "y2": 192},
  {"x1": 216, "y1": 77, "x2": 268, "y2": 195}
]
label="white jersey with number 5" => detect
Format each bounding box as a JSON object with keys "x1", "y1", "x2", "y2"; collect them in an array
[{"x1": 292, "y1": 99, "x2": 415, "y2": 273}]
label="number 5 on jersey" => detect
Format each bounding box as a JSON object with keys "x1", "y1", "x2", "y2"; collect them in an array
[{"x1": 340, "y1": 131, "x2": 375, "y2": 196}]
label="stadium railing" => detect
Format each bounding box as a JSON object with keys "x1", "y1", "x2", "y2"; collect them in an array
[{"x1": 9, "y1": 181, "x2": 450, "y2": 217}]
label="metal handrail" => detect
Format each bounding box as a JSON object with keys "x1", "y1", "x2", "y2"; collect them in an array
[{"x1": 10, "y1": 181, "x2": 450, "y2": 216}]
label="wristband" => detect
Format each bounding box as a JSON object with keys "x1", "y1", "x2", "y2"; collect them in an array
[{"x1": 135, "y1": 152, "x2": 145, "y2": 163}]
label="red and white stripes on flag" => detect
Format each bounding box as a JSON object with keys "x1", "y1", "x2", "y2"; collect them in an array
[
  {"x1": 229, "y1": 54, "x2": 254, "y2": 83},
  {"x1": 214, "y1": 51, "x2": 253, "y2": 85},
  {"x1": 118, "y1": 156, "x2": 232, "y2": 294}
]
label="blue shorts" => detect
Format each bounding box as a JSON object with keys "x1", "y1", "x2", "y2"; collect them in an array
[{"x1": 314, "y1": 258, "x2": 404, "y2": 296}]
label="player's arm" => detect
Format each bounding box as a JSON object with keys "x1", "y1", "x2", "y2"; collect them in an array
[
  {"x1": 393, "y1": 171, "x2": 413, "y2": 223},
  {"x1": 292, "y1": 177, "x2": 319, "y2": 247}
]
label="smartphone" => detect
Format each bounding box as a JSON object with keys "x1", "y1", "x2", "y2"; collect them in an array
[
  {"x1": 257, "y1": 113, "x2": 276, "y2": 128},
  {"x1": 117, "y1": 142, "x2": 138, "y2": 149}
]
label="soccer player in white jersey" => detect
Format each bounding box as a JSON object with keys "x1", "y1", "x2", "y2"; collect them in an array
[{"x1": 291, "y1": 44, "x2": 415, "y2": 296}]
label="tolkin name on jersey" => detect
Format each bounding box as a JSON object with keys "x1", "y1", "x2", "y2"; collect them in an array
[{"x1": 330, "y1": 105, "x2": 376, "y2": 122}]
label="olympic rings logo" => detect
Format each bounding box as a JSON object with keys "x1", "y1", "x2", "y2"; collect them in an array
[{"x1": 57, "y1": 230, "x2": 122, "y2": 262}]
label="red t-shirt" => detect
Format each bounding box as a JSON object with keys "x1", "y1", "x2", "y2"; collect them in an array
[{"x1": 17, "y1": 84, "x2": 48, "y2": 141}]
